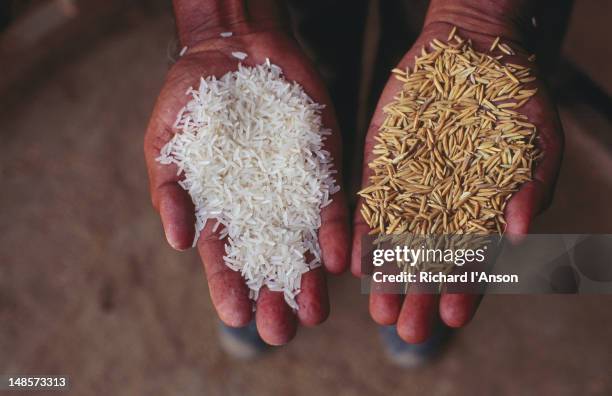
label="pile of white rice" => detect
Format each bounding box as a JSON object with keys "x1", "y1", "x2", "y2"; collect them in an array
[{"x1": 157, "y1": 59, "x2": 338, "y2": 310}]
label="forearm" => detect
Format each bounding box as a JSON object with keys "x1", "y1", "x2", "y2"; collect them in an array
[{"x1": 172, "y1": 0, "x2": 287, "y2": 45}]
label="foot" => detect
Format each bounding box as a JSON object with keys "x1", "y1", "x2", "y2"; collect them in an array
[
  {"x1": 218, "y1": 321, "x2": 268, "y2": 360},
  {"x1": 379, "y1": 321, "x2": 453, "y2": 368}
]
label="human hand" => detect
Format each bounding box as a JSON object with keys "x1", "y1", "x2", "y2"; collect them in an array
[
  {"x1": 352, "y1": 4, "x2": 564, "y2": 343},
  {"x1": 144, "y1": 2, "x2": 350, "y2": 345}
]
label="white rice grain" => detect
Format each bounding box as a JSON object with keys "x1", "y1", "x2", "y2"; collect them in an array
[
  {"x1": 157, "y1": 60, "x2": 337, "y2": 310},
  {"x1": 231, "y1": 51, "x2": 248, "y2": 60}
]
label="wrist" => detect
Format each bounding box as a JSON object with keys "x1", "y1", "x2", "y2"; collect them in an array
[
  {"x1": 423, "y1": 0, "x2": 536, "y2": 47},
  {"x1": 172, "y1": 0, "x2": 287, "y2": 46}
]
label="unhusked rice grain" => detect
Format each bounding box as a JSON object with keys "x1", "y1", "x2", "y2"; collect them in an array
[{"x1": 358, "y1": 29, "x2": 540, "y2": 236}]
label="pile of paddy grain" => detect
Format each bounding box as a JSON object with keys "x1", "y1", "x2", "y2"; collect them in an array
[{"x1": 359, "y1": 28, "x2": 540, "y2": 236}]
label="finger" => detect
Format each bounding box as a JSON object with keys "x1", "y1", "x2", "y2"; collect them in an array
[
  {"x1": 352, "y1": 61, "x2": 407, "y2": 276},
  {"x1": 319, "y1": 191, "x2": 351, "y2": 274},
  {"x1": 157, "y1": 182, "x2": 195, "y2": 250},
  {"x1": 197, "y1": 225, "x2": 253, "y2": 328},
  {"x1": 351, "y1": 198, "x2": 373, "y2": 277},
  {"x1": 505, "y1": 92, "x2": 564, "y2": 239},
  {"x1": 145, "y1": 93, "x2": 198, "y2": 251},
  {"x1": 350, "y1": 116, "x2": 388, "y2": 279},
  {"x1": 296, "y1": 268, "x2": 329, "y2": 326},
  {"x1": 256, "y1": 287, "x2": 298, "y2": 345},
  {"x1": 505, "y1": 179, "x2": 548, "y2": 238},
  {"x1": 369, "y1": 292, "x2": 402, "y2": 325},
  {"x1": 265, "y1": 47, "x2": 351, "y2": 275},
  {"x1": 317, "y1": 93, "x2": 350, "y2": 275},
  {"x1": 396, "y1": 293, "x2": 438, "y2": 344},
  {"x1": 439, "y1": 293, "x2": 480, "y2": 328}
]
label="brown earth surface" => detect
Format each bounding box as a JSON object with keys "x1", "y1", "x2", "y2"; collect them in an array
[{"x1": 1, "y1": 6, "x2": 612, "y2": 396}]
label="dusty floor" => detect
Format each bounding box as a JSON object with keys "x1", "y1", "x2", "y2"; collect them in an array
[{"x1": 1, "y1": 9, "x2": 612, "y2": 396}]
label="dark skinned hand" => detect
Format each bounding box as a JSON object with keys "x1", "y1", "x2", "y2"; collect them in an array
[
  {"x1": 351, "y1": 19, "x2": 564, "y2": 343},
  {"x1": 144, "y1": 21, "x2": 350, "y2": 345}
]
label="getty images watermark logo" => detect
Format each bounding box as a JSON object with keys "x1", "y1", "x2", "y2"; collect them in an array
[{"x1": 361, "y1": 234, "x2": 612, "y2": 294}]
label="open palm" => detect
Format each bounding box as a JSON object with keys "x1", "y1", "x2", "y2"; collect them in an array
[
  {"x1": 352, "y1": 22, "x2": 564, "y2": 343},
  {"x1": 144, "y1": 30, "x2": 350, "y2": 345}
]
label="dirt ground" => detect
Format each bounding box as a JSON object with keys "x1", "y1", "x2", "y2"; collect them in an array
[{"x1": 2, "y1": 5, "x2": 612, "y2": 396}]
